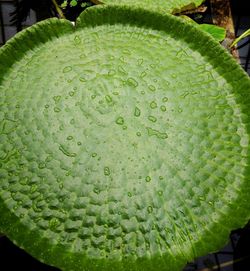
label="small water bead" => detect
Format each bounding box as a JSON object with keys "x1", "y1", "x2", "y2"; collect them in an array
[
  {"x1": 91, "y1": 153, "x2": 97, "y2": 157},
  {"x1": 150, "y1": 101, "x2": 157, "y2": 109},
  {"x1": 77, "y1": 142, "x2": 82, "y2": 146},
  {"x1": 91, "y1": 95, "x2": 96, "y2": 99},
  {"x1": 162, "y1": 97, "x2": 168, "y2": 102},
  {"x1": 141, "y1": 91, "x2": 145, "y2": 95},
  {"x1": 63, "y1": 66, "x2": 72, "y2": 73},
  {"x1": 67, "y1": 136, "x2": 73, "y2": 141},
  {"x1": 69, "y1": 91, "x2": 75, "y2": 97},
  {"x1": 148, "y1": 85, "x2": 156, "y2": 92},
  {"x1": 122, "y1": 126, "x2": 127, "y2": 130},
  {"x1": 127, "y1": 78, "x2": 138, "y2": 88},
  {"x1": 113, "y1": 91, "x2": 119, "y2": 96},
  {"x1": 53, "y1": 95, "x2": 61, "y2": 103},
  {"x1": 159, "y1": 176, "x2": 164, "y2": 180},
  {"x1": 158, "y1": 190, "x2": 163, "y2": 196},
  {"x1": 145, "y1": 176, "x2": 151, "y2": 182},
  {"x1": 54, "y1": 107, "x2": 61, "y2": 113},
  {"x1": 116, "y1": 117, "x2": 124, "y2": 125},
  {"x1": 127, "y1": 192, "x2": 132, "y2": 197},
  {"x1": 79, "y1": 77, "x2": 86, "y2": 82},
  {"x1": 59, "y1": 145, "x2": 76, "y2": 157},
  {"x1": 104, "y1": 167, "x2": 111, "y2": 176},
  {"x1": 44, "y1": 104, "x2": 49, "y2": 109},
  {"x1": 180, "y1": 91, "x2": 189, "y2": 98},
  {"x1": 171, "y1": 74, "x2": 177, "y2": 78},
  {"x1": 105, "y1": 95, "x2": 113, "y2": 103},
  {"x1": 140, "y1": 71, "x2": 147, "y2": 78},
  {"x1": 134, "y1": 107, "x2": 141, "y2": 117},
  {"x1": 148, "y1": 116, "x2": 157, "y2": 123},
  {"x1": 136, "y1": 132, "x2": 141, "y2": 137},
  {"x1": 147, "y1": 127, "x2": 168, "y2": 139},
  {"x1": 160, "y1": 105, "x2": 166, "y2": 112}
]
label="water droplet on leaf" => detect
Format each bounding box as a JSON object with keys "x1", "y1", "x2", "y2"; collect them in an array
[
  {"x1": 63, "y1": 66, "x2": 72, "y2": 73},
  {"x1": 160, "y1": 105, "x2": 166, "y2": 112},
  {"x1": 145, "y1": 176, "x2": 151, "y2": 182},
  {"x1": 116, "y1": 117, "x2": 124, "y2": 125},
  {"x1": 148, "y1": 85, "x2": 156, "y2": 92},
  {"x1": 134, "y1": 107, "x2": 141, "y2": 117},
  {"x1": 104, "y1": 167, "x2": 111, "y2": 176},
  {"x1": 148, "y1": 116, "x2": 157, "y2": 123},
  {"x1": 150, "y1": 101, "x2": 157, "y2": 109},
  {"x1": 127, "y1": 78, "x2": 138, "y2": 88}
]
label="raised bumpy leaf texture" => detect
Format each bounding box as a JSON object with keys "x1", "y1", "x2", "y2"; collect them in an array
[{"x1": 0, "y1": 6, "x2": 250, "y2": 271}]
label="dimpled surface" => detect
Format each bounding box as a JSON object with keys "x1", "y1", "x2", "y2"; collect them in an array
[
  {"x1": 98, "y1": 0, "x2": 205, "y2": 14},
  {"x1": 1, "y1": 6, "x2": 250, "y2": 271}
]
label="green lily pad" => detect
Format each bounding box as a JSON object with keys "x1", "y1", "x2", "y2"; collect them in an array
[
  {"x1": 93, "y1": 0, "x2": 205, "y2": 14},
  {"x1": 1, "y1": 5, "x2": 250, "y2": 271}
]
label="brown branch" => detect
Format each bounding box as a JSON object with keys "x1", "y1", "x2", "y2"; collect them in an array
[
  {"x1": 51, "y1": 0, "x2": 66, "y2": 19},
  {"x1": 90, "y1": 0, "x2": 103, "y2": 4}
]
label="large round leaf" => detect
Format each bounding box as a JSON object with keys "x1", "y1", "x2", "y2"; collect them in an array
[
  {"x1": 92, "y1": 0, "x2": 205, "y2": 14},
  {"x1": 1, "y1": 5, "x2": 250, "y2": 271}
]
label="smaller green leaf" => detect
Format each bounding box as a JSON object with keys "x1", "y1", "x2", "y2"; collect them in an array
[
  {"x1": 197, "y1": 24, "x2": 226, "y2": 42},
  {"x1": 70, "y1": 0, "x2": 78, "y2": 7},
  {"x1": 61, "y1": 0, "x2": 68, "y2": 8}
]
